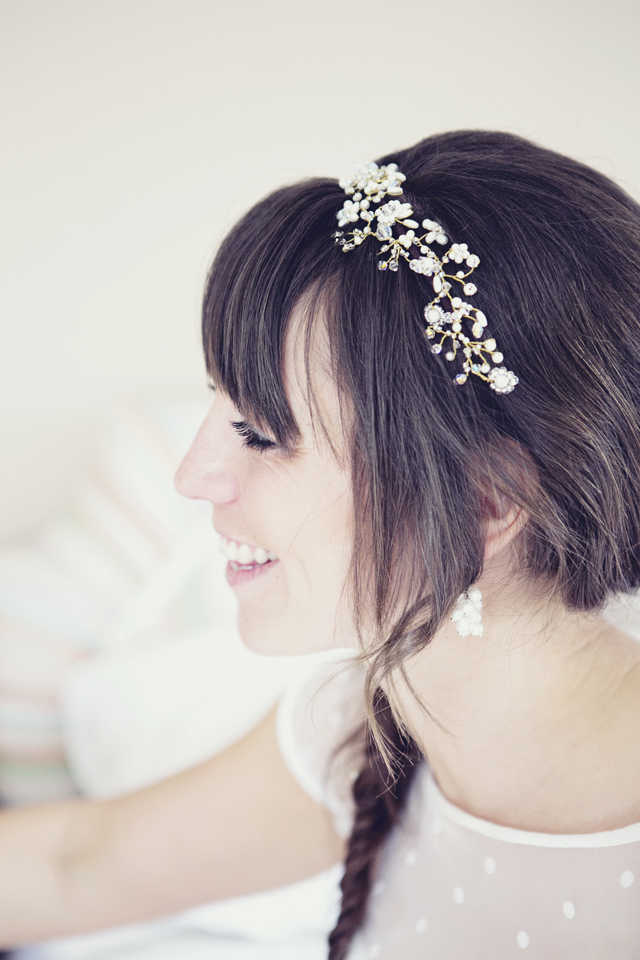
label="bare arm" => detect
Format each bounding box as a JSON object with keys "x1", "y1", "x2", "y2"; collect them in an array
[{"x1": 0, "y1": 707, "x2": 344, "y2": 948}]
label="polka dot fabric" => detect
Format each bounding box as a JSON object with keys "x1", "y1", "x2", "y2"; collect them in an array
[{"x1": 277, "y1": 661, "x2": 640, "y2": 959}]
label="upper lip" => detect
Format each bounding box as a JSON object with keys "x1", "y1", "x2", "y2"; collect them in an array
[{"x1": 214, "y1": 528, "x2": 266, "y2": 550}]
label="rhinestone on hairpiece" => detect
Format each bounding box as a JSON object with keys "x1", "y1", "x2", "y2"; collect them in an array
[{"x1": 333, "y1": 162, "x2": 518, "y2": 393}]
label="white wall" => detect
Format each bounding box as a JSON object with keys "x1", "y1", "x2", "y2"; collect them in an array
[{"x1": 1, "y1": 0, "x2": 639, "y2": 541}]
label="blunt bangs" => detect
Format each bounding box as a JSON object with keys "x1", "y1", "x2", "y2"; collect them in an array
[{"x1": 202, "y1": 178, "x2": 349, "y2": 445}]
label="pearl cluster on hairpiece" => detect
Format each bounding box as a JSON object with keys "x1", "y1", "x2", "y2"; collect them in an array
[{"x1": 333, "y1": 162, "x2": 518, "y2": 393}]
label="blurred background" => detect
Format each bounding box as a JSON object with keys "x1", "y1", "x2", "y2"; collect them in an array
[{"x1": 1, "y1": 0, "x2": 639, "y2": 543}]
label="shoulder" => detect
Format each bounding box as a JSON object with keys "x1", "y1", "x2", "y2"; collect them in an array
[{"x1": 277, "y1": 649, "x2": 367, "y2": 836}]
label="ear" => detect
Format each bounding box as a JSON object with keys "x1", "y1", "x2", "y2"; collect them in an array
[
  {"x1": 484, "y1": 500, "x2": 528, "y2": 562},
  {"x1": 477, "y1": 440, "x2": 538, "y2": 563}
]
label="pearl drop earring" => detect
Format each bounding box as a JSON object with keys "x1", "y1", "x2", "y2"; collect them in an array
[{"x1": 451, "y1": 588, "x2": 483, "y2": 637}]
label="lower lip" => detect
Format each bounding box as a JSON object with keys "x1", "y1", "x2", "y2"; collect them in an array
[{"x1": 225, "y1": 559, "x2": 278, "y2": 587}]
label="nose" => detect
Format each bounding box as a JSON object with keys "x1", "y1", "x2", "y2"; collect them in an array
[{"x1": 174, "y1": 403, "x2": 240, "y2": 505}]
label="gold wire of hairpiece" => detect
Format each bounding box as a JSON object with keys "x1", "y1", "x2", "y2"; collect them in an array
[{"x1": 333, "y1": 162, "x2": 519, "y2": 393}]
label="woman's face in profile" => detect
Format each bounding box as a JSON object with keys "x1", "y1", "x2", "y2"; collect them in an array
[{"x1": 175, "y1": 320, "x2": 357, "y2": 656}]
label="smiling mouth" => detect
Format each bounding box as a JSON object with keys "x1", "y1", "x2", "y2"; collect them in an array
[{"x1": 218, "y1": 536, "x2": 278, "y2": 575}]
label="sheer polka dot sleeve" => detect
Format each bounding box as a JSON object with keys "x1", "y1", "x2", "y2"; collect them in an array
[{"x1": 276, "y1": 650, "x2": 366, "y2": 838}]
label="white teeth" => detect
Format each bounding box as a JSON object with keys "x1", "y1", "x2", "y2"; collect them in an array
[
  {"x1": 237, "y1": 543, "x2": 253, "y2": 565},
  {"x1": 218, "y1": 536, "x2": 277, "y2": 565}
]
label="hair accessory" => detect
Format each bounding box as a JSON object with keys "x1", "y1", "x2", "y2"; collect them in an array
[
  {"x1": 451, "y1": 588, "x2": 483, "y2": 636},
  {"x1": 333, "y1": 162, "x2": 518, "y2": 393}
]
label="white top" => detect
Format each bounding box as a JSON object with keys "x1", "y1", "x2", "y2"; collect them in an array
[{"x1": 276, "y1": 654, "x2": 640, "y2": 959}]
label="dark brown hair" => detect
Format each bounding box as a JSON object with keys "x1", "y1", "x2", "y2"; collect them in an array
[{"x1": 202, "y1": 131, "x2": 640, "y2": 958}]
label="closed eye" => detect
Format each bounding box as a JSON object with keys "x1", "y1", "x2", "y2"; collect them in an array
[{"x1": 231, "y1": 420, "x2": 278, "y2": 453}]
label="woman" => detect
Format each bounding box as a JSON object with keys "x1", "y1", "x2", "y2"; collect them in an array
[{"x1": 2, "y1": 130, "x2": 640, "y2": 958}]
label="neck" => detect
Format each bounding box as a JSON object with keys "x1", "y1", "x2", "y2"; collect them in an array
[{"x1": 393, "y1": 565, "x2": 640, "y2": 834}]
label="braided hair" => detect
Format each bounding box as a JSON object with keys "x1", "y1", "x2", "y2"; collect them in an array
[{"x1": 328, "y1": 689, "x2": 421, "y2": 960}]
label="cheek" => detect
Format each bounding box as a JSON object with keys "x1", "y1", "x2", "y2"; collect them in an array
[
  {"x1": 234, "y1": 458, "x2": 355, "y2": 653},
  {"x1": 244, "y1": 456, "x2": 352, "y2": 558}
]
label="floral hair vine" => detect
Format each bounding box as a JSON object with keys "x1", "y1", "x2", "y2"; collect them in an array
[{"x1": 333, "y1": 162, "x2": 519, "y2": 393}]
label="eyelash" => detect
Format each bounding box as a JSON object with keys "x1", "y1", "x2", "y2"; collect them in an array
[{"x1": 231, "y1": 420, "x2": 278, "y2": 453}]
